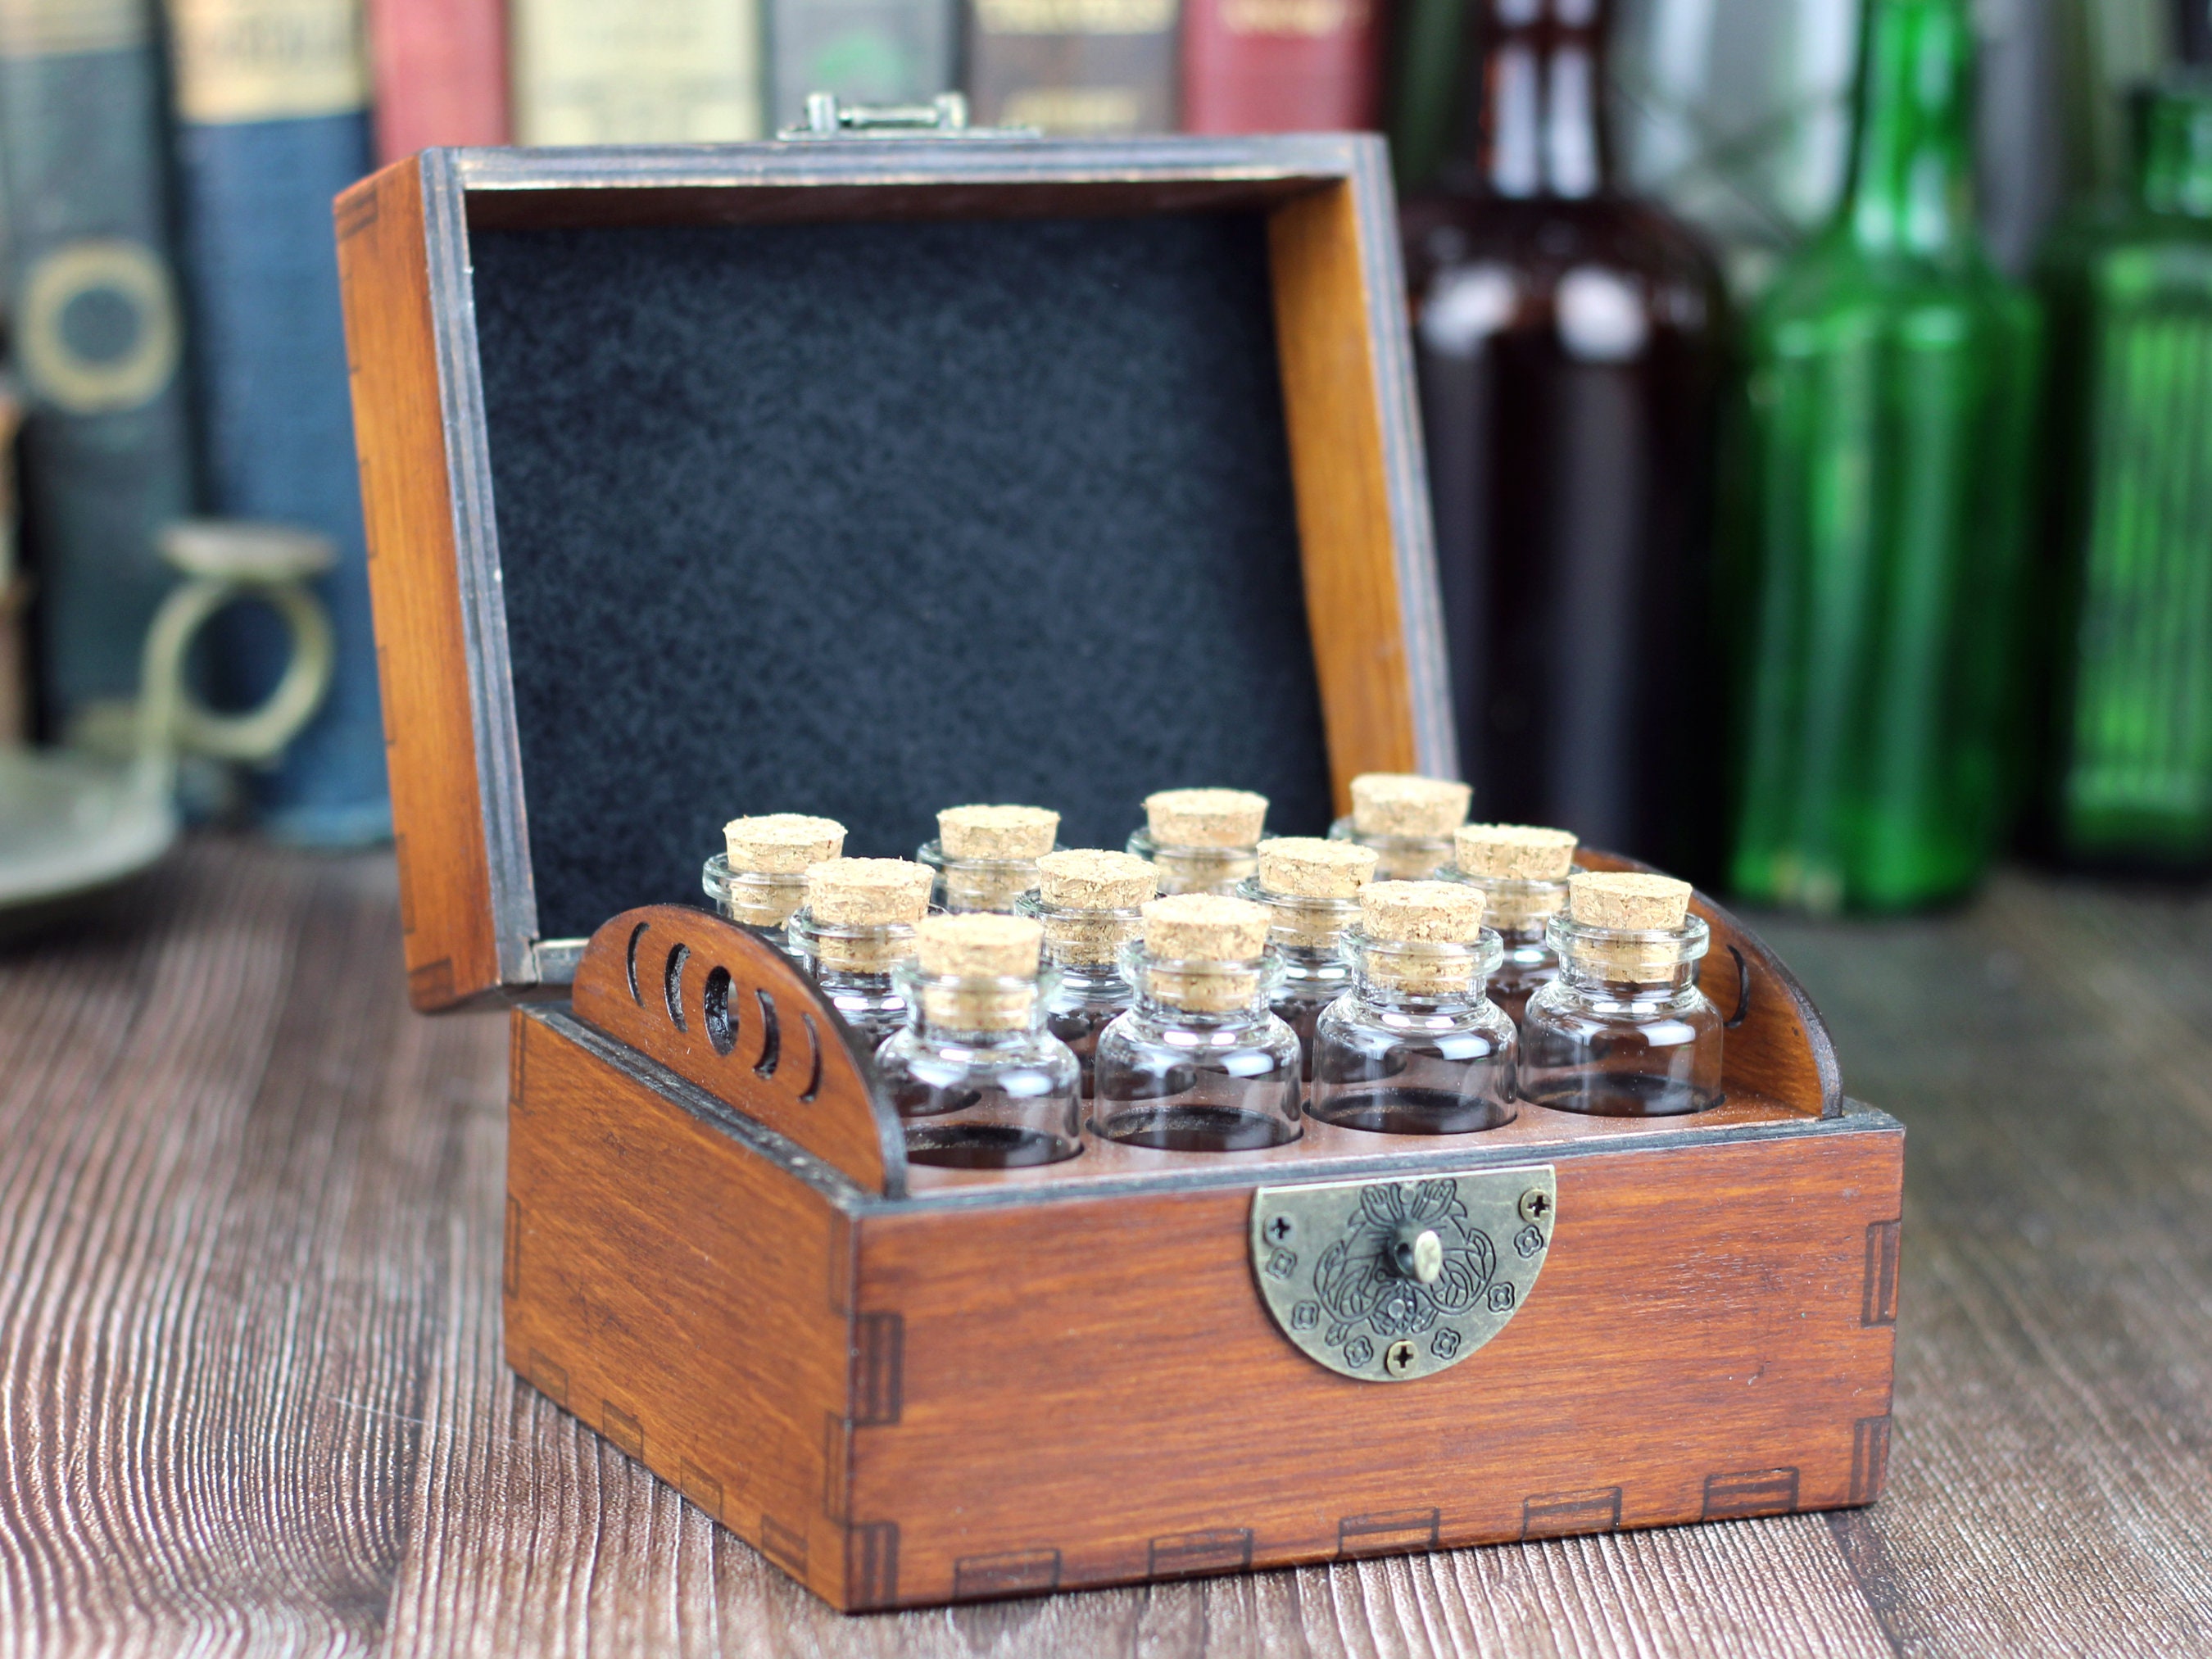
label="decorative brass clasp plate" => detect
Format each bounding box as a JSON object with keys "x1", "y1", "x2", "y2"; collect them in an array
[{"x1": 1250, "y1": 1167, "x2": 1557, "y2": 1381}]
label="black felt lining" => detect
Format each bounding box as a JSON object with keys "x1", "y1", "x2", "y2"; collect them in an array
[{"x1": 471, "y1": 211, "x2": 1332, "y2": 941}]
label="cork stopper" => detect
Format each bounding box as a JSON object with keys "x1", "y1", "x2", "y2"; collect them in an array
[
  {"x1": 1360, "y1": 881, "x2": 1486, "y2": 944},
  {"x1": 804, "y1": 858, "x2": 933, "y2": 972},
  {"x1": 723, "y1": 813, "x2": 845, "y2": 873},
  {"x1": 1350, "y1": 774, "x2": 1472, "y2": 840},
  {"x1": 1566, "y1": 872, "x2": 1696, "y2": 981},
  {"x1": 1144, "y1": 788, "x2": 1268, "y2": 849},
  {"x1": 1454, "y1": 823, "x2": 1578, "y2": 882},
  {"x1": 1038, "y1": 849, "x2": 1156, "y2": 910},
  {"x1": 1033, "y1": 849, "x2": 1154, "y2": 968},
  {"x1": 1141, "y1": 893, "x2": 1271, "y2": 1013},
  {"x1": 1358, "y1": 881, "x2": 1488, "y2": 994},
  {"x1": 1569, "y1": 872, "x2": 1691, "y2": 931},
  {"x1": 1257, "y1": 837, "x2": 1377, "y2": 900},
  {"x1": 915, "y1": 914, "x2": 1042, "y2": 1030},
  {"x1": 938, "y1": 804, "x2": 1058, "y2": 860}
]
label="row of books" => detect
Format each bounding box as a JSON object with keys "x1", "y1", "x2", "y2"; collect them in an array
[
  {"x1": 390, "y1": 0, "x2": 1384, "y2": 153},
  {"x1": 1, "y1": 0, "x2": 1384, "y2": 847}
]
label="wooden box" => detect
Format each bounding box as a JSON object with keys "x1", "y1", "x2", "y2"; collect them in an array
[{"x1": 336, "y1": 133, "x2": 1902, "y2": 1612}]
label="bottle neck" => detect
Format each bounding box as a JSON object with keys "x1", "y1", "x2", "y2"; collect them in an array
[
  {"x1": 1842, "y1": 0, "x2": 1979, "y2": 257},
  {"x1": 1462, "y1": 0, "x2": 1612, "y2": 200},
  {"x1": 2138, "y1": 84, "x2": 2212, "y2": 218}
]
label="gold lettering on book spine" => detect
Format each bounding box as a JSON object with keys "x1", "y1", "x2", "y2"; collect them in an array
[
  {"x1": 168, "y1": 0, "x2": 368, "y2": 125},
  {"x1": 1220, "y1": 0, "x2": 1360, "y2": 34},
  {"x1": 974, "y1": 0, "x2": 1175, "y2": 34}
]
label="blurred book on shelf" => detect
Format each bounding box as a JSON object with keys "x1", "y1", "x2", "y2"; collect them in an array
[
  {"x1": 366, "y1": 0, "x2": 510, "y2": 161},
  {"x1": 965, "y1": 0, "x2": 1178, "y2": 133},
  {"x1": 1385, "y1": 0, "x2": 1468, "y2": 190},
  {"x1": 1403, "y1": 0, "x2": 1729, "y2": 877},
  {"x1": 167, "y1": 0, "x2": 388, "y2": 845},
  {"x1": 1181, "y1": 0, "x2": 1379, "y2": 133},
  {"x1": 765, "y1": 0, "x2": 956, "y2": 133},
  {"x1": 0, "y1": 378, "x2": 24, "y2": 744},
  {"x1": 0, "y1": 0, "x2": 197, "y2": 741},
  {"x1": 513, "y1": 0, "x2": 762, "y2": 142}
]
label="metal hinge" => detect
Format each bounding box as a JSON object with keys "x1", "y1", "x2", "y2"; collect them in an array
[{"x1": 777, "y1": 91, "x2": 1037, "y2": 141}]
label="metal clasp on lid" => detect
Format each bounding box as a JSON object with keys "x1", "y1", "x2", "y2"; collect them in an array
[{"x1": 777, "y1": 91, "x2": 1038, "y2": 141}]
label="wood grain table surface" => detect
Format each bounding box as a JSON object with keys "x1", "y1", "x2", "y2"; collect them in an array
[{"x1": 2, "y1": 836, "x2": 2206, "y2": 1657}]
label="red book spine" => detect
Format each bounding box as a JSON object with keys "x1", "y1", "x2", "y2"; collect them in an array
[
  {"x1": 1180, "y1": 0, "x2": 1380, "y2": 133},
  {"x1": 367, "y1": 0, "x2": 512, "y2": 161}
]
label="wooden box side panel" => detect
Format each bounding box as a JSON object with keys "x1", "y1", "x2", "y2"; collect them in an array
[
  {"x1": 335, "y1": 159, "x2": 499, "y2": 1011},
  {"x1": 846, "y1": 1126, "x2": 1902, "y2": 1607},
  {"x1": 504, "y1": 1011, "x2": 857, "y2": 1603},
  {"x1": 1268, "y1": 172, "x2": 1422, "y2": 809}
]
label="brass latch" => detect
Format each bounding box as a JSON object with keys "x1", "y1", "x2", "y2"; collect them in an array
[
  {"x1": 777, "y1": 92, "x2": 1037, "y2": 141},
  {"x1": 1250, "y1": 1167, "x2": 1556, "y2": 1381}
]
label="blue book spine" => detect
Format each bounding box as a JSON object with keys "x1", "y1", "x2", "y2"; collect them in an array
[
  {"x1": 168, "y1": 0, "x2": 388, "y2": 845},
  {"x1": 0, "y1": 0, "x2": 197, "y2": 728}
]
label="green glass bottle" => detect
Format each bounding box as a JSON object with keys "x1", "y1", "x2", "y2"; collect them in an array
[
  {"x1": 1727, "y1": 0, "x2": 2042, "y2": 913},
  {"x1": 2030, "y1": 75, "x2": 2212, "y2": 873}
]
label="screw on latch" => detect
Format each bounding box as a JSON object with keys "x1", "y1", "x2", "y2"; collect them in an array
[
  {"x1": 1385, "y1": 1339, "x2": 1417, "y2": 1376},
  {"x1": 1265, "y1": 1214, "x2": 1294, "y2": 1244},
  {"x1": 1519, "y1": 1188, "x2": 1552, "y2": 1226}
]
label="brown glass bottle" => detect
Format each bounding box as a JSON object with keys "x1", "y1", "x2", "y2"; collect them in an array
[{"x1": 1403, "y1": 0, "x2": 1729, "y2": 872}]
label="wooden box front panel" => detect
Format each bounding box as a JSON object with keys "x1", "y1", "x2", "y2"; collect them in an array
[
  {"x1": 841, "y1": 1121, "x2": 1902, "y2": 1607},
  {"x1": 504, "y1": 1013, "x2": 859, "y2": 1603}
]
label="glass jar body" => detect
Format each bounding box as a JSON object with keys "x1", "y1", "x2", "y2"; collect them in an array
[
  {"x1": 1440, "y1": 869, "x2": 1571, "y2": 1024},
  {"x1": 1092, "y1": 950, "x2": 1303, "y2": 1150},
  {"x1": 1326, "y1": 814, "x2": 1455, "y2": 880},
  {"x1": 916, "y1": 837, "x2": 1058, "y2": 914},
  {"x1": 1126, "y1": 827, "x2": 1256, "y2": 895},
  {"x1": 786, "y1": 907, "x2": 920, "y2": 1051},
  {"x1": 1520, "y1": 914, "x2": 1721, "y2": 1115},
  {"x1": 1271, "y1": 946, "x2": 1353, "y2": 1084},
  {"x1": 1039, "y1": 964, "x2": 1132, "y2": 1105},
  {"x1": 1309, "y1": 930, "x2": 1516, "y2": 1134},
  {"x1": 700, "y1": 854, "x2": 807, "y2": 954},
  {"x1": 876, "y1": 998, "x2": 1082, "y2": 1169}
]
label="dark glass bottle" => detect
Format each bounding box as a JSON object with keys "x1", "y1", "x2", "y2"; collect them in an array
[
  {"x1": 1403, "y1": 0, "x2": 1729, "y2": 872},
  {"x1": 2029, "y1": 75, "x2": 2212, "y2": 874},
  {"x1": 1727, "y1": 0, "x2": 2042, "y2": 913}
]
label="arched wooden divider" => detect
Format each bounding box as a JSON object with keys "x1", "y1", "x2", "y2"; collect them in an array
[
  {"x1": 571, "y1": 905, "x2": 909, "y2": 1194},
  {"x1": 1573, "y1": 850, "x2": 1843, "y2": 1119}
]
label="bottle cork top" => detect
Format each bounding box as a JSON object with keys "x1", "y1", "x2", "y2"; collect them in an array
[
  {"x1": 1350, "y1": 773, "x2": 1472, "y2": 839},
  {"x1": 1256, "y1": 836, "x2": 1378, "y2": 900},
  {"x1": 1360, "y1": 880, "x2": 1487, "y2": 943},
  {"x1": 1454, "y1": 823, "x2": 1578, "y2": 881},
  {"x1": 723, "y1": 813, "x2": 845, "y2": 873},
  {"x1": 1036, "y1": 848, "x2": 1156, "y2": 910},
  {"x1": 937, "y1": 804, "x2": 1059, "y2": 860},
  {"x1": 1143, "y1": 787, "x2": 1268, "y2": 848},
  {"x1": 1142, "y1": 892, "x2": 1271, "y2": 961},
  {"x1": 1569, "y1": 871, "x2": 1691, "y2": 931},
  {"x1": 916, "y1": 913, "x2": 1042, "y2": 979},
  {"x1": 804, "y1": 858, "x2": 935, "y2": 926}
]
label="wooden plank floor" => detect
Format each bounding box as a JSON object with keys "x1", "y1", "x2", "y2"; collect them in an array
[{"x1": 1, "y1": 836, "x2": 2206, "y2": 1656}]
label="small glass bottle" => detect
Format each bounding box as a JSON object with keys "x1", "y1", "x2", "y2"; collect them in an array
[
  {"x1": 1093, "y1": 893, "x2": 1302, "y2": 1150},
  {"x1": 784, "y1": 857, "x2": 936, "y2": 1049},
  {"x1": 1443, "y1": 822, "x2": 1578, "y2": 1026},
  {"x1": 916, "y1": 803, "x2": 1061, "y2": 913},
  {"x1": 1237, "y1": 835, "x2": 1377, "y2": 1080},
  {"x1": 1521, "y1": 872, "x2": 1722, "y2": 1117},
  {"x1": 1126, "y1": 786, "x2": 1268, "y2": 895},
  {"x1": 1310, "y1": 880, "x2": 1517, "y2": 1135},
  {"x1": 877, "y1": 913, "x2": 1082, "y2": 1168},
  {"x1": 702, "y1": 813, "x2": 845, "y2": 955},
  {"x1": 1327, "y1": 772, "x2": 1470, "y2": 879},
  {"x1": 1017, "y1": 847, "x2": 1156, "y2": 1103}
]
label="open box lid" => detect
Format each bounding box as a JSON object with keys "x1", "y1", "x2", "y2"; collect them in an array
[{"x1": 336, "y1": 132, "x2": 1453, "y2": 1011}]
